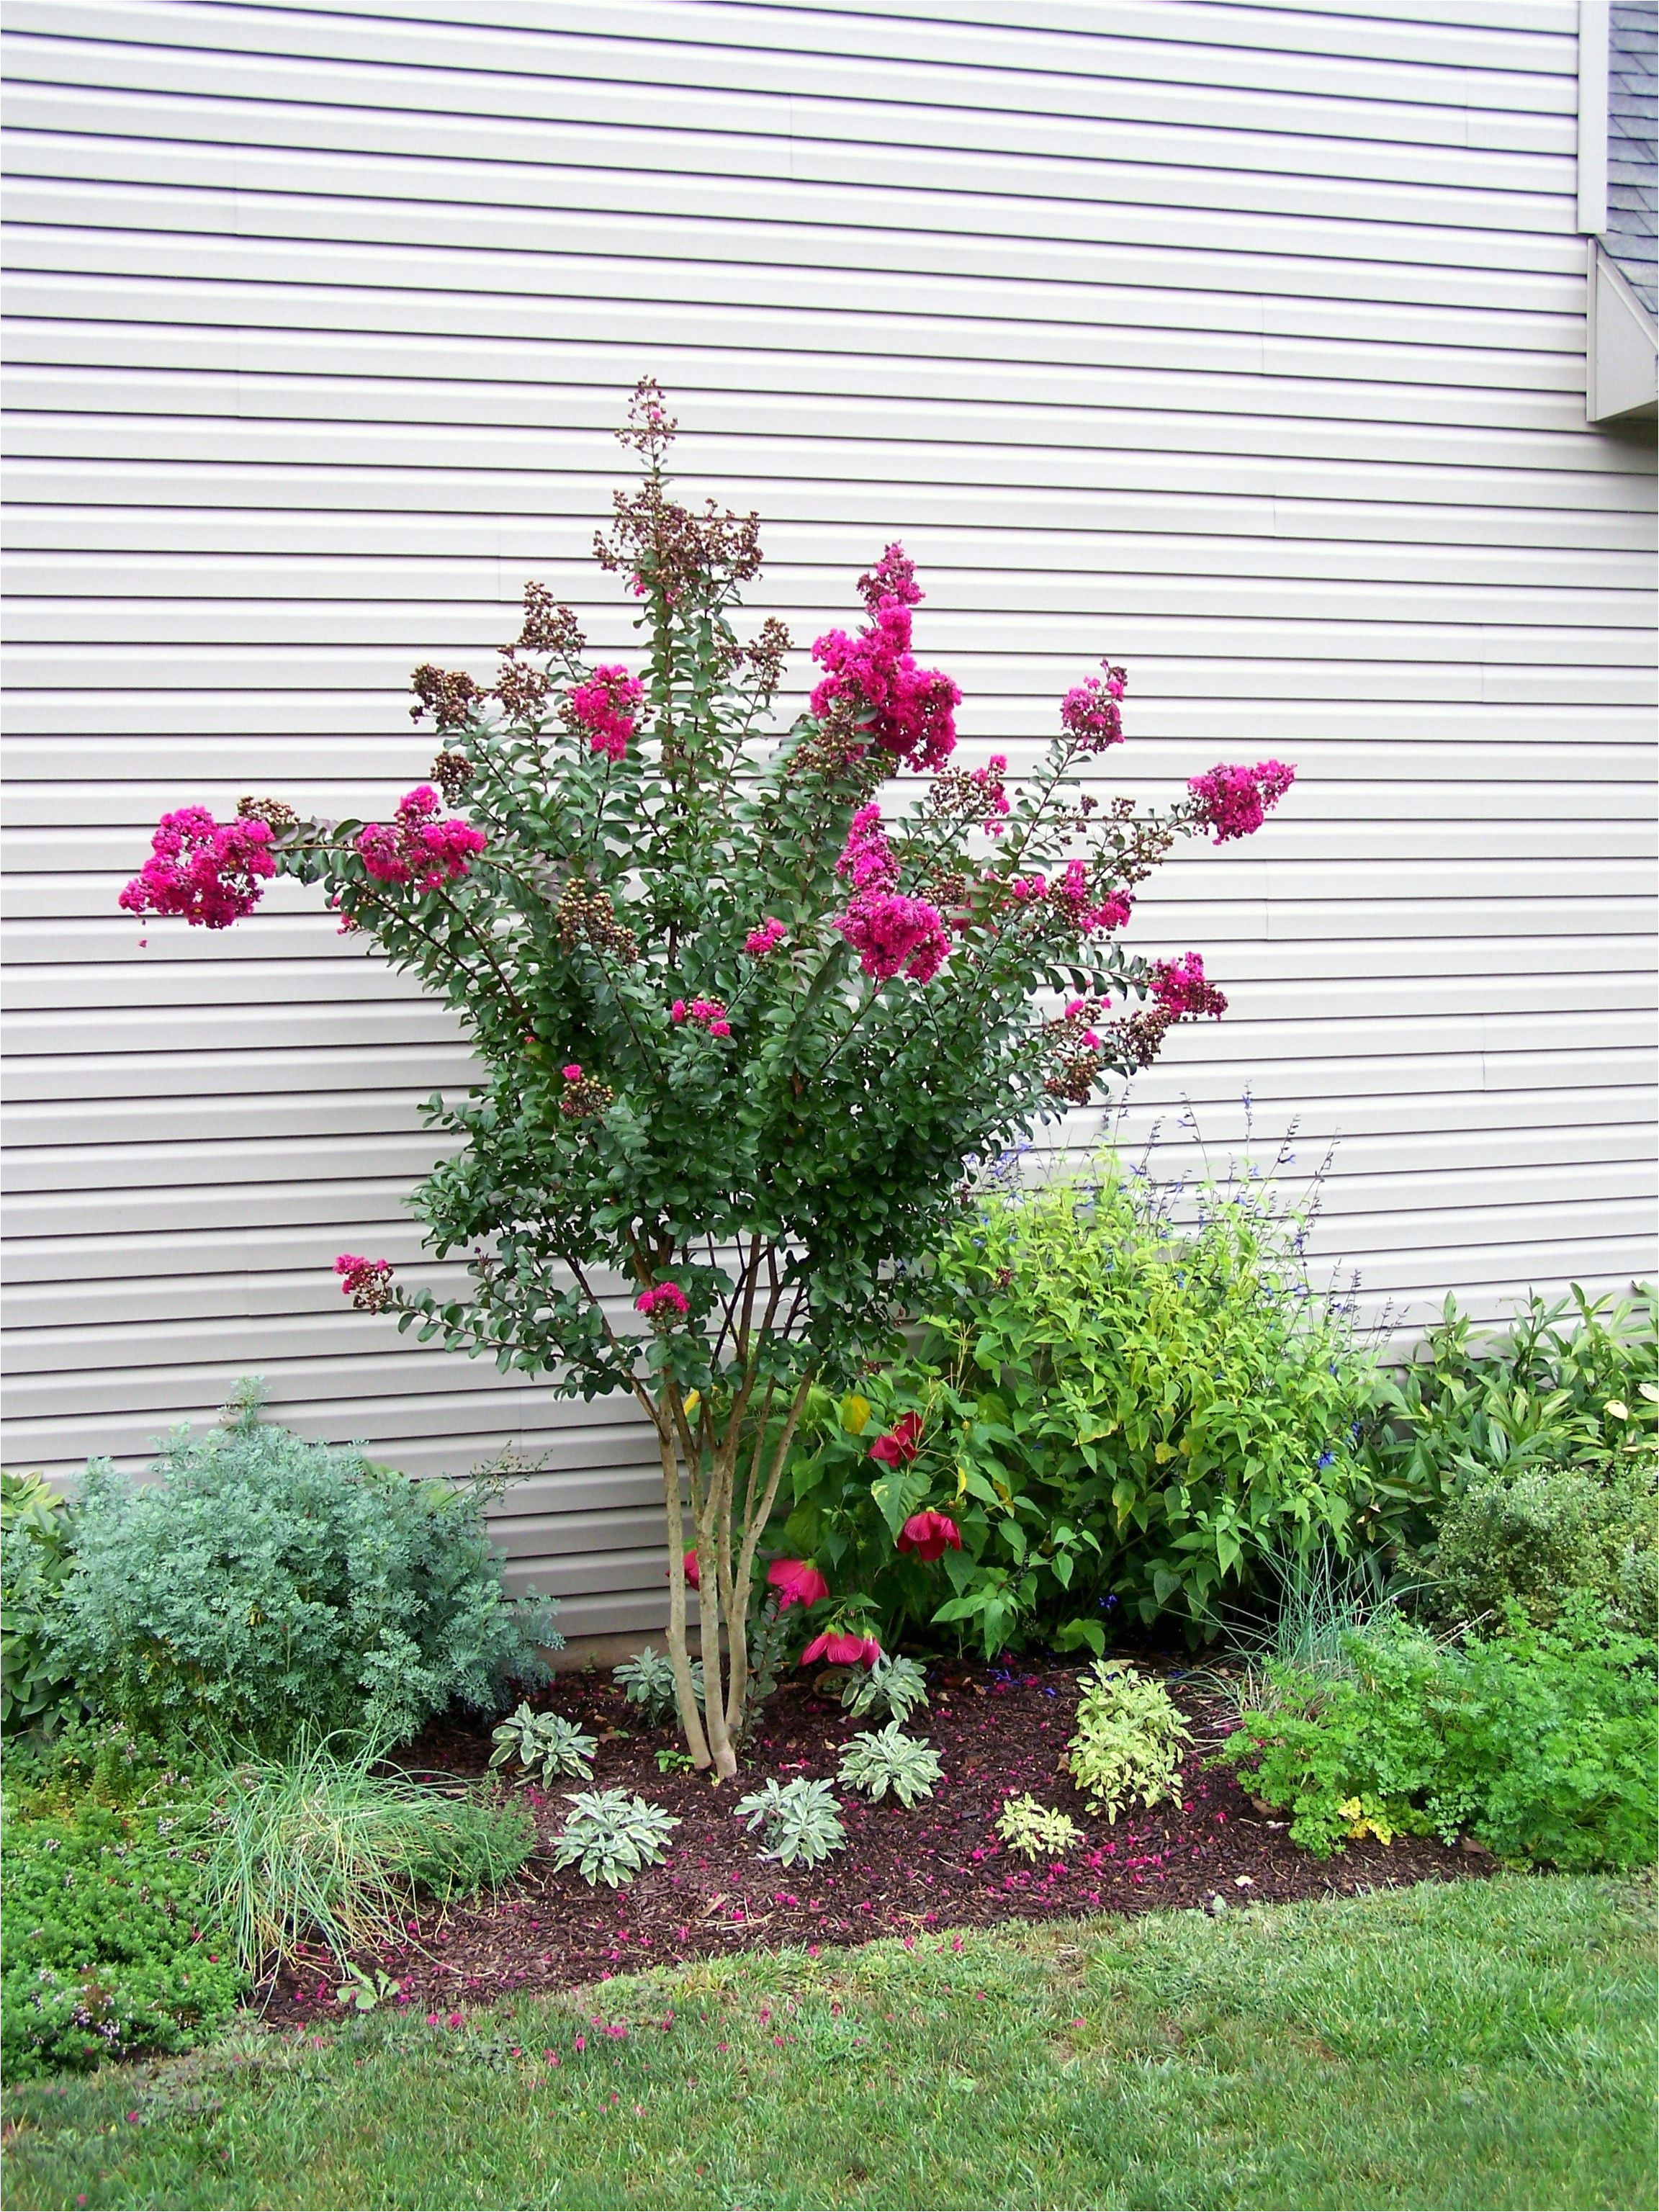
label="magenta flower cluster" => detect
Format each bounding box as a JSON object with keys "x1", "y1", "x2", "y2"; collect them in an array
[
  {"x1": 1059, "y1": 660, "x2": 1128, "y2": 752},
  {"x1": 1004, "y1": 862, "x2": 1130, "y2": 936},
  {"x1": 1150, "y1": 952, "x2": 1228, "y2": 1020},
  {"x1": 636, "y1": 1282, "x2": 691, "y2": 1319},
  {"x1": 334, "y1": 1254, "x2": 394, "y2": 1312},
  {"x1": 1187, "y1": 759, "x2": 1296, "y2": 843},
  {"x1": 670, "y1": 997, "x2": 732, "y2": 1038},
  {"x1": 119, "y1": 806, "x2": 277, "y2": 930},
  {"x1": 833, "y1": 805, "x2": 950, "y2": 984},
  {"x1": 743, "y1": 917, "x2": 788, "y2": 957},
  {"x1": 809, "y1": 544, "x2": 960, "y2": 772},
  {"x1": 567, "y1": 665, "x2": 645, "y2": 763},
  {"x1": 972, "y1": 755, "x2": 1012, "y2": 832},
  {"x1": 356, "y1": 786, "x2": 486, "y2": 889}
]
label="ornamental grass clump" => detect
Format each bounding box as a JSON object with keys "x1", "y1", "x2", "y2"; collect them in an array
[
  {"x1": 837, "y1": 1723, "x2": 943, "y2": 1807},
  {"x1": 734, "y1": 1776, "x2": 847, "y2": 1867},
  {"x1": 120, "y1": 380, "x2": 1295, "y2": 1772},
  {"x1": 1066, "y1": 1660, "x2": 1192, "y2": 1822}
]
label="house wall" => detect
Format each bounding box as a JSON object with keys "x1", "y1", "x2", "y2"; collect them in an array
[{"x1": 4, "y1": 0, "x2": 1655, "y2": 1634}]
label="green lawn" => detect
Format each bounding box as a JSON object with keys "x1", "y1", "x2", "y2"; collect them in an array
[{"x1": 3, "y1": 1875, "x2": 1653, "y2": 2211}]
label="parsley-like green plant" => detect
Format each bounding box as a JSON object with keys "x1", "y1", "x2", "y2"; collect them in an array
[
  {"x1": 488, "y1": 1704, "x2": 597, "y2": 1785},
  {"x1": 996, "y1": 1793, "x2": 1084, "y2": 1861},
  {"x1": 1065, "y1": 1659, "x2": 1192, "y2": 1821},
  {"x1": 837, "y1": 1723, "x2": 943, "y2": 1807},
  {"x1": 734, "y1": 1776, "x2": 847, "y2": 1867},
  {"x1": 840, "y1": 1653, "x2": 929, "y2": 1724},
  {"x1": 550, "y1": 1790, "x2": 680, "y2": 1888},
  {"x1": 120, "y1": 379, "x2": 1298, "y2": 1773},
  {"x1": 613, "y1": 1649, "x2": 703, "y2": 1725},
  {"x1": 1, "y1": 1470, "x2": 84, "y2": 1739}
]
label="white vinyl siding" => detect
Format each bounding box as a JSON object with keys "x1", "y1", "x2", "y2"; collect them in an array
[{"x1": 3, "y1": 0, "x2": 1655, "y2": 1633}]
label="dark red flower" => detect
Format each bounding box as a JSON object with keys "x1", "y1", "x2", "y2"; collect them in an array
[
  {"x1": 800, "y1": 1630, "x2": 882, "y2": 1669},
  {"x1": 681, "y1": 1549, "x2": 700, "y2": 1589},
  {"x1": 767, "y1": 1559, "x2": 830, "y2": 1611},
  {"x1": 868, "y1": 1413, "x2": 923, "y2": 1467},
  {"x1": 896, "y1": 1509, "x2": 963, "y2": 1563}
]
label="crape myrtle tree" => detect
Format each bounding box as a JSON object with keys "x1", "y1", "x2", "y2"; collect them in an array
[{"x1": 121, "y1": 382, "x2": 1294, "y2": 1777}]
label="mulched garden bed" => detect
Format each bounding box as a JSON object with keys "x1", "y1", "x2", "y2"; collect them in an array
[{"x1": 258, "y1": 1657, "x2": 1488, "y2": 2026}]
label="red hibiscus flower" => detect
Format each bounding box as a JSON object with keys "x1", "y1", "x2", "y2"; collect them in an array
[
  {"x1": 868, "y1": 1413, "x2": 923, "y2": 1467},
  {"x1": 767, "y1": 1558, "x2": 830, "y2": 1611},
  {"x1": 800, "y1": 1629, "x2": 883, "y2": 1669},
  {"x1": 681, "y1": 1549, "x2": 700, "y2": 1589},
  {"x1": 896, "y1": 1509, "x2": 963, "y2": 1563}
]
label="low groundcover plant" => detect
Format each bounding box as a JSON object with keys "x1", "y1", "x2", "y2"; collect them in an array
[{"x1": 120, "y1": 379, "x2": 1295, "y2": 1771}]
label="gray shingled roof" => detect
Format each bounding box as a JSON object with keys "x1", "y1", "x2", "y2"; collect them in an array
[{"x1": 1608, "y1": 4, "x2": 1657, "y2": 315}]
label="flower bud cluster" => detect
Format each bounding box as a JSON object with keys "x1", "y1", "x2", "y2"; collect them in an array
[
  {"x1": 409, "y1": 663, "x2": 487, "y2": 730},
  {"x1": 557, "y1": 1064, "x2": 615, "y2": 1119},
  {"x1": 555, "y1": 881, "x2": 639, "y2": 963},
  {"x1": 493, "y1": 652, "x2": 553, "y2": 726},
  {"x1": 430, "y1": 750, "x2": 475, "y2": 804},
  {"x1": 235, "y1": 795, "x2": 297, "y2": 837},
  {"x1": 1149, "y1": 952, "x2": 1228, "y2": 1020},
  {"x1": 516, "y1": 583, "x2": 585, "y2": 661}
]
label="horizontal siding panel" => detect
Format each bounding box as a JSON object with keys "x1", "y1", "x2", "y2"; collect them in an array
[{"x1": 4, "y1": 0, "x2": 1653, "y2": 1626}]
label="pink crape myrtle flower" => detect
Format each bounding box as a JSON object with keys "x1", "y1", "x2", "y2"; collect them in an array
[
  {"x1": 1149, "y1": 952, "x2": 1228, "y2": 1020},
  {"x1": 636, "y1": 1282, "x2": 691, "y2": 1320},
  {"x1": 767, "y1": 1558, "x2": 830, "y2": 1610},
  {"x1": 561, "y1": 1063, "x2": 584, "y2": 1082},
  {"x1": 897, "y1": 1509, "x2": 963, "y2": 1563},
  {"x1": 120, "y1": 807, "x2": 278, "y2": 930},
  {"x1": 1059, "y1": 660, "x2": 1128, "y2": 752},
  {"x1": 744, "y1": 917, "x2": 788, "y2": 958},
  {"x1": 810, "y1": 552, "x2": 959, "y2": 770},
  {"x1": 800, "y1": 1629, "x2": 882, "y2": 1669},
  {"x1": 971, "y1": 755, "x2": 1011, "y2": 832},
  {"x1": 567, "y1": 665, "x2": 645, "y2": 762},
  {"x1": 832, "y1": 808, "x2": 948, "y2": 982},
  {"x1": 1187, "y1": 760, "x2": 1295, "y2": 843},
  {"x1": 356, "y1": 786, "x2": 485, "y2": 889},
  {"x1": 335, "y1": 1254, "x2": 394, "y2": 1313},
  {"x1": 671, "y1": 997, "x2": 732, "y2": 1037}
]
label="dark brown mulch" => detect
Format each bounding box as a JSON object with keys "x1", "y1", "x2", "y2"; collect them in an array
[{"x1": 259, "y1": 1658, "x2": 1487, "y2": 2026}]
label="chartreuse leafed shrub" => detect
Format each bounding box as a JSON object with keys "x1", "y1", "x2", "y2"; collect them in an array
[
  {"x1": 0, "y1": 1725, "x2": 246, "y2": 2082},
  {"x1": 118, "y1": 377, "x2": 1297, "y2": 1772},
  {"x1": 783, "y1": 1154, "x2": 1384, "y2": 1653},
  {"x1": 52, "y1": 1380, "x2": 558, "y2": 1753},
  {"x1": 1362, "y1": 1283, "x2": 1657, "y2": 1573},
  {"x1": 1065, "y1": 1659, "x2": 1192, "y2": 1821},
  {"x1": 1, "y1": 1470, "x2": 84, "y2": 1739},
  {"x1": 1215, "y1": 1600, "x2": 1656, "y2": 1869},
  {"x1": 200, "y1": 1733, "x2": 534, "y2": 1974}
]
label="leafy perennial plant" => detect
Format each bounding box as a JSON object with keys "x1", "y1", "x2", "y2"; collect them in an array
[{"x1": 120, "y1": 381, "x2": 1295, "y2": 1772}]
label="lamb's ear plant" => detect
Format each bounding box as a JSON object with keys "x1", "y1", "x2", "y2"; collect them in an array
[
  {"x1": 733, "y1": 1776, "x2": 846, "y2": 1866},
  {"x1": 837, "y1": 1723, "x2": 943, "y2": 1807},
  {"x1": 488, "y1": 1705, "x2": 597, "y2": 1785},
  {"x1": 1065, "y1": 1660, "x2": 1192, "y2": 1822},
  {"x1": 118, "y1": 377, "x2": 1296, "y2": 1774},
  {"x1": 613, "y1": 1650, "x2": 703, "y2": 1725},
  {"x1": 550, "y1": 1790, "x2": 680, "y2": 1888},
  {"x1": 840, "y1": 1653, "x2": 929, "y2": 1724}
]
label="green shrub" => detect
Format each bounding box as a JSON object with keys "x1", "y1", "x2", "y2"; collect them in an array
[
  {"x1": 1, "y1": 1731, "x2": 246, "y2": 2082},
  {"x1": 1, "y1": 1472, "x2": 84, "y2": 1739},
  {"x1": 1362, "y1": 1285, "x2": 1656, "y2": 1550},
  {"x1": 1420, "y1": 1457, "x2": 1655, "y2": 1635},
  {"x1": 52, "y1": 1381, "x2": 559, "y2": 1752},
  {"x1": 1065, "y1": 1659, "x2": 1192, "y2": 1820},
  {"x1": 201, "y1": 1733, "x2": 534, "y2": 1972},
  {"x1": 783, "y1": 1151, "x2": 1383, "y2": 1650},
  {"x1": 1215, "y1": 1602, "x2": 1656, "y2": 1870}
]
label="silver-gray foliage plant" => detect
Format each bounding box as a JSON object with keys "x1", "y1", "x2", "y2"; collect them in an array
[
  {"x1": 550, "y1": 1789, "x2": 680, "y2": 1888},
  {"x1": 837, "y1": 1722, "x2": 943, "y2": 1807},
  {"x1": 733, "y1": 1776, "x2": 847, "y2": 1867},
  {"x1": 613, "y1": 1648, "x2": 704, "y2": 1725},
  {"x1": 489, "y1": 1704, "x2": 596, "y2": 1784},
  {"x1": 50, "y1": 1382, "x2": 559, "y2": 1751},
  {"x1": 840, "y1": 1653, "x2": 929, "y2": 1725}
]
